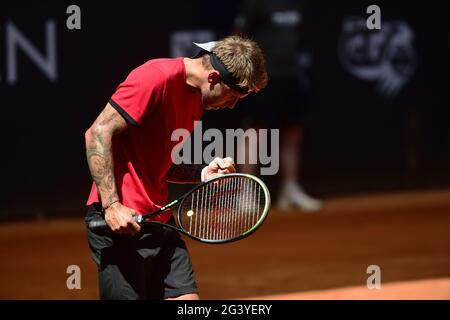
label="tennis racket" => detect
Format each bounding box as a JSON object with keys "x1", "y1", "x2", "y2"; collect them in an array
[{"x1": 88, "y1": 173, "x2": 270, "y2": 244}]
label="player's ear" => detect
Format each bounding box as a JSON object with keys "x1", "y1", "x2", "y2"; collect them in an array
[{"x1": 207, "y1": 71, "x2": 221, "y2": 85}]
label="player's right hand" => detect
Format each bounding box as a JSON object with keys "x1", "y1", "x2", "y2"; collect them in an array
[{"x1": 104, "y1": 202, "x2": 141, "y2": 235}]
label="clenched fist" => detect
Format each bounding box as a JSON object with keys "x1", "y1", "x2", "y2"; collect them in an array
[{"x1": 201, "y1": 157, "x2": 236, "y2": 181}]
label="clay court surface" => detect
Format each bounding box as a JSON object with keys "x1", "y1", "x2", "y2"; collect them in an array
[{"x1": 1, "y1": 188, "x2": 449, "y2": 300}]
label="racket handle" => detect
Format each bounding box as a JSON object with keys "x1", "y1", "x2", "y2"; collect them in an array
[
  {"x1": 87, "y1": 219, "x2": 108, "y2": 231},
  {"x1": 88, "y1": 216, "x2": 143, "y2": 231}
]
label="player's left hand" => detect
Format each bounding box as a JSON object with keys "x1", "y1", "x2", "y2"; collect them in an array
[{"x1": 202, "y1": 157, "x2": 236, "y2": 181}]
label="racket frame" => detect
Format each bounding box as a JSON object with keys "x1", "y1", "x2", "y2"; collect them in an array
[{"x1": 139, "y1": 173, "x2": 271, "y2": 244}]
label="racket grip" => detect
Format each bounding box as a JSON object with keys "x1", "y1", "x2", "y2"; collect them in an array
[
  {"x1": 87, "y1": 219, "x2": 108, "y2": 231},
  {"x1": 88, "y1": 216, "x2": 143, "y2": 232}
]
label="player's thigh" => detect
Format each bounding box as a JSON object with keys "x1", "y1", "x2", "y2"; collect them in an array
[
  {"x1": 98, "y1": 260, "x2": 143, "y2": 300},
  {"x1": 98, "y1": 240, "x2": 154, "y2": 300},
  {"x1": 148, "y1": 228, "x2": 199, "y2": 299}
]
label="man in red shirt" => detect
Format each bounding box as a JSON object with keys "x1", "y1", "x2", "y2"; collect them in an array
[{"x1": 84, "y1": 36, "x2": 268, "y2": 300}]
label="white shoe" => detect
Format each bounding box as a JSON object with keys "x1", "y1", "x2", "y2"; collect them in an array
[{"x1": 277, "y1": 181, "x2": 323, "y2": 212}]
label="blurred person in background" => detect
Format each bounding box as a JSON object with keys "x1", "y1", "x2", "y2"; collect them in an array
[{"x1": 234, "y1": 0, "x2": 322, "y2": 212}]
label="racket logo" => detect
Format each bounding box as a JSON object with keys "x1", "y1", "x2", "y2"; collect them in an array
[{"x1": 160, "y1": 199, "x2": 178, "y2": 211}]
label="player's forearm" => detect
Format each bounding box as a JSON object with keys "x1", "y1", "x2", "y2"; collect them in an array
[
  {"x1": 85, "y1": 129, "x2": 119, "y2": 208},
  {"x1": 166, "y1": 164, "x2": 205, "y2": 184}
]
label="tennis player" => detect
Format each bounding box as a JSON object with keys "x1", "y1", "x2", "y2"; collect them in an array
[{"x1": 84, "y1": 35, "x2": 268, "y2": 300}]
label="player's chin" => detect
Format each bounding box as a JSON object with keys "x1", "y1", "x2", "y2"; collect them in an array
[
  {"x1": 202, "y1": 103, "x2": 214, "y2": 111},
  {"x1": 204, "y1": 104, "x2": 220, "y2": 111},
  {"x1": 202, "y1": 100, "x2": 221, "y2": 111}
]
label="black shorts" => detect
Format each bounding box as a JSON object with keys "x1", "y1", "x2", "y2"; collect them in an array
[{"x1": 85, "y1": 203, "x2": 198, "y2": 300}]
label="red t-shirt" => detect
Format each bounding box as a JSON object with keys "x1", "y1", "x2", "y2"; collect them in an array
[{"x1": 86, "y1": 57, "x2": 203, "y2": 223}]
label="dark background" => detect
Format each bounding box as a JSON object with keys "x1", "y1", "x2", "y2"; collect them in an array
[{"x1": 1, "y1": 0, "x2": 449, "y2": 220}]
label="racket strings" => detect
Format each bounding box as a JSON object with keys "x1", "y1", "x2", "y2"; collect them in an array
[{"x1": 180, "y1": 176, "x2": 266, "y2": 241}]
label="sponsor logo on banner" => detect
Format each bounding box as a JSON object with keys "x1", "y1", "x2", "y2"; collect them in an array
[
  {"x1": 338, "y1": 17, "x2": 417, "y2": 99},
  {"x1": 0, "y1": 20, "x2": 57, "y2": 85}
]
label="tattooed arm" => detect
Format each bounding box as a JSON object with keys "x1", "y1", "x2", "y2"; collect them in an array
[
  {"x1": 85, "y1": 103, "x2": 125, "y2": 208},
  {"x1": 166, "y1": 164, "x2": 205, "y2": 184},
  {"x1": 85, "y1": 103, "x2": 140, "y2": 234}
]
